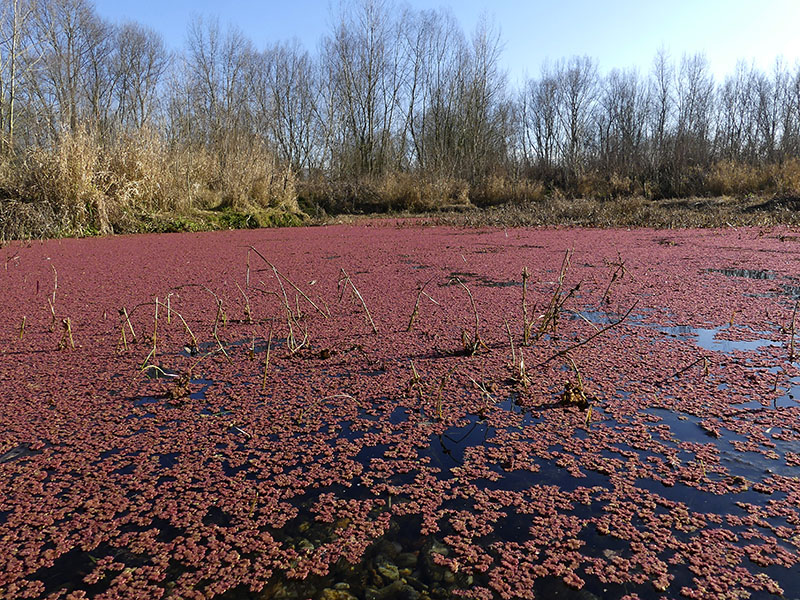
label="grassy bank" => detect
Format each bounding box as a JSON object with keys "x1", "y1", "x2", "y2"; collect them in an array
[
  {"x1": 0, "y1": 128, "x2": 305, "y2": 241},
  {"x1": 380, "y1": 195, "x2": 800, "y2": 229},
  {"x1": 2, "y1": 129, "x2": 800, "y2": 241}
]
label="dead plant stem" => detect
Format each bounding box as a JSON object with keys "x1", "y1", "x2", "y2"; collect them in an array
[
  {"x1": 339, "y1": 268, "x2": 378, "y2": 334},
  {"x1": 660, "y1": 355, "x2": 710, "y2": 385},
  {"x1": 236, "y1": 282, "x2": 253, "y2": 323},
  {"x1": 262, "y1": 328, "x2": 272, "y2": 392},
  {"x1": 120, "y1": 307, "x2": 137, "y2": 343},
  {"x1": 248, "y1": 246, "x2": 327, "y2": 318},
  {"x1": 452, "y1": 277, "x2": 486, "y2": 355},
  {"x1": 536, "y1": 301, "x2": 637, "y2": 368},
  {"x1": 522, "y1": 267, "x2": 533, "y2": 345},
  {"x1": 504, "y1": 319, "x2": 516, "y2": 367},
  {"x1": 407, "y1": 277, "x2": 434, "y2": 332},
  {"x1": 789, "y1": 300, "x2": 799, "y2": 362}
]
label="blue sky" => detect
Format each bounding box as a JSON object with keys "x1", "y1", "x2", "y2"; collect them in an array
[{"x1": 93, "y1": 0, "x2": 800, "y2": 85}]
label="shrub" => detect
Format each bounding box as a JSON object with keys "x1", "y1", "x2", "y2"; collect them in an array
[
  {"x1": 471, "y1": 176, "x2": 545, "y2": 206},
  {"x1": 11, "y1": 128, "x2": 110, "y2": 235},
  {"x1": 212, "y1": 141, "x2": 299, "y2": 214},
  {"x1": 576, "y1": 171, "x2": 636, "y2": 200},
  {"x1": 0, "y1": 129, "x2": 304, "y2": 238},
  {"x1": 706, "y1": 161, "x2": 770, "y2": 196},
  {"x1": 297, "y1": 173, "x2": 471, "y2": 214},
  {"x1": 771, "y1": 159, "x2": 800, "y2": 196}
]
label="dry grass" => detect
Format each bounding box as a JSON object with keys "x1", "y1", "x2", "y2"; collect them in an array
[
  {"x1": 10, "y1": 128, "x2": 112, "y2": 235},
  {"x1": 700, "y1": 160, "x2": 800, "y2": 198},
  {"x1": 576, "y1": 171, "x2": 640, "y2": 200},
  {"x1": 0, "y1": 128, "x2": 304, "y2": 241},
  {"x1": 298, "y1": 173, "x2": 472, "y2": 215},
  {"x1": 379, "y1": 194, "x2": 800, "y2": 229},
  {"x1": 706, "y1": 161, "x2": 772, "y2": 197},
  {"x1": 4, "y1": 140, "x2": 800, "y2": 241},
  {"x1": 471, "y1": 176, "x2": 547, "y2": 206}
]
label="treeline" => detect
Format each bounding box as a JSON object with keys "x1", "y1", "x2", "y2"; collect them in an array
[{"x1": 2, "y1": 0, "x2": 800, "y2": 237}]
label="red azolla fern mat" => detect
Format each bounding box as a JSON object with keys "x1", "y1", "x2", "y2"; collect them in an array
[{"x1": 1, "y1": 224, "x2": 799, "y2": 599}]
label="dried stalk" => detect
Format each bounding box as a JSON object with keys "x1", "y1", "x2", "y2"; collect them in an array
[
  {"x1": 18, "y1": 316, "x2": 25, "y2": 340},
  {"x1": 169, "y1": 284, "x2": 227, "y2": 334},
  {"x1": 58, "y1": 318, "x2": 74, "y2": 350},
  {"x1": 119, "y1": 307, "x2": 137, "y2": 343},
  {"x1": 789, "y1": 300, "x2": 799, "y2": 362},
  {"x1": 154, "y1": 299, "x2": 198, "y2": 353},
  {"x1": 408, "y1": 360, "x2": 424, "y2": 401},
  {"x1": 536, "y1": 301, "x2": 638, "y2": 368},
  {"x1": 773, "y1": 369, "x2": 782, "y2": 394},
  {"x1": 236, "y1": 282, "x2": 253, "y2": 324},
  {"x1": 141, "y1": 298, "x2": 159, "y2": 368},
  {"x1": 470, "y1": 376, "x2": 494, "y2": 402},
  {"x1": 246, "y1": 249, "x2": 251, "y2": 289},
  {"x1": 505, "y1": 319, "x2": 516, "y2": 367},
  {"x1": 271, "y1": 264, "x2": 294, "y2": 317},
  {"x1": 576, "y1": 311, "x2": 600, "y2": 332},
  {"x1": 166, "y1": 284, "x2": 230, "y2": 358},
  {"x1": 601, "y1": 252, "x2": 626, "y2": 305},
  {"x1": 248, "y1": 246, "x2": 327, "y2": 318},
  {"x1": 50, "y1": 264, "x2": 57, "y2": 307},
  {"x1": 536, "y1": 249, "x2": 579, "y2": 341},
  {"x1": 212, "y1": 298, "x2": 233, "y2": 363},
  {"x1": 407, "y1": 277, "x2": 434, "y2": 332},
  {"x1": 165, "y1": 293, "x2": 172, "y2": 324},
  {"x1": 470, "y1": 375, "x2": 495, "y2": 414},
  {"x1": 522, "y1": 267, "x2": 534, "y2": 345},
  {"x1": 47, "y1": 298, "x2": 57, "y2": 332},
  {"x1": 434, "y1": 369, "x2": 454, "y2": 421},
  {"x1": 517, "y1": 351, "x2": 529, "y2": 389},
  {"x1": 285, "y1": 305, "x2": 308, "y2": 354},
  {"x1": 452, "y1": 277, "x2": 487, "y2": 355},
  {"x1": 118, "y1": 324, "x2": 128, "y2": 353},
  {"x1": 339, "y1": 268, "x2": 378, "y2": 334},
  {"x1": 260, "y1": 277, "x2": 308, "y2": 355},
  {"x1": 153, "y1": 297, "x2": 158, "y2": 352},
  {"x1": 659, "y1": 355, "x2": 710, "y2": 385},
  {"x1": 568, "y1": 356, "x2": 585, "y2": 390},
  {"x1": 262, "y1": 328, "x2": 273, "y2": 392}
]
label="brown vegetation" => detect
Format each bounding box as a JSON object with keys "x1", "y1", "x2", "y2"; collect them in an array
[
  {"x1": 0, "y1": 127, "x2": 302, "y2": 239},
  {"x1": 2, "y1": 0, "x2": 800, "y2": 240}
]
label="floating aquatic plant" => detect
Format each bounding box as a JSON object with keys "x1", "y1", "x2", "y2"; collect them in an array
[{"x1": 0, "y1": 224, "x2": 798, "y2": 600}]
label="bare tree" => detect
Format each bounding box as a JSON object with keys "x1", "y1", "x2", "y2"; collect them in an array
[
  {"x1": 459, "y1": 15, "x2": 510, "y2": 181},
  {"x1": 521, "y1": 64, "x2": 559, "y2": 173},
  {"x1": 750, "y1": 58, "x2": 792, "y2": 162},
  {"x1": 321, "y1": 0, "x2": 406, "y2": 177},
  {"x1": 555, "y1": 55, "x2": 598, "y2": 176},
  {"x1": 411, "y1": 8, "x2": 465, "y2": 176},
  {"x1": 400, "y1": 9, "x2": 510, "y2": 182},
  {"x1": 183, "y1": 17, "x2": 255, "y2": 163},
  {"x1": 674, "y1": 52, "x2": 714, "y2": 166},
  {"x1": 401, "y1": 8, "x2": 444, "y2": 171},
  {"x1": 249, "y1": 40, "x2": 318, "y2": 173},
  {"x1": 0, "y1": 0, "x2": 38, "y2": 150},
  {"x1": 648, "y1": 47, "x2": 674, "y2": 168},
  {"x1": 111, "y1": 22, "x2": 170, "y2": 131},
  {"x1": 781, "y1": 63, "x2": 800, "y2": 157},
  {"x1": 716, "y1": 61, "x2": 757, "y2": 161},
  {"x1": 597, "y1": 68, "x2": 649, "y2": 173},
  {"x1": 26, "y1": 0, "x2": 114, "y2": 137}
]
